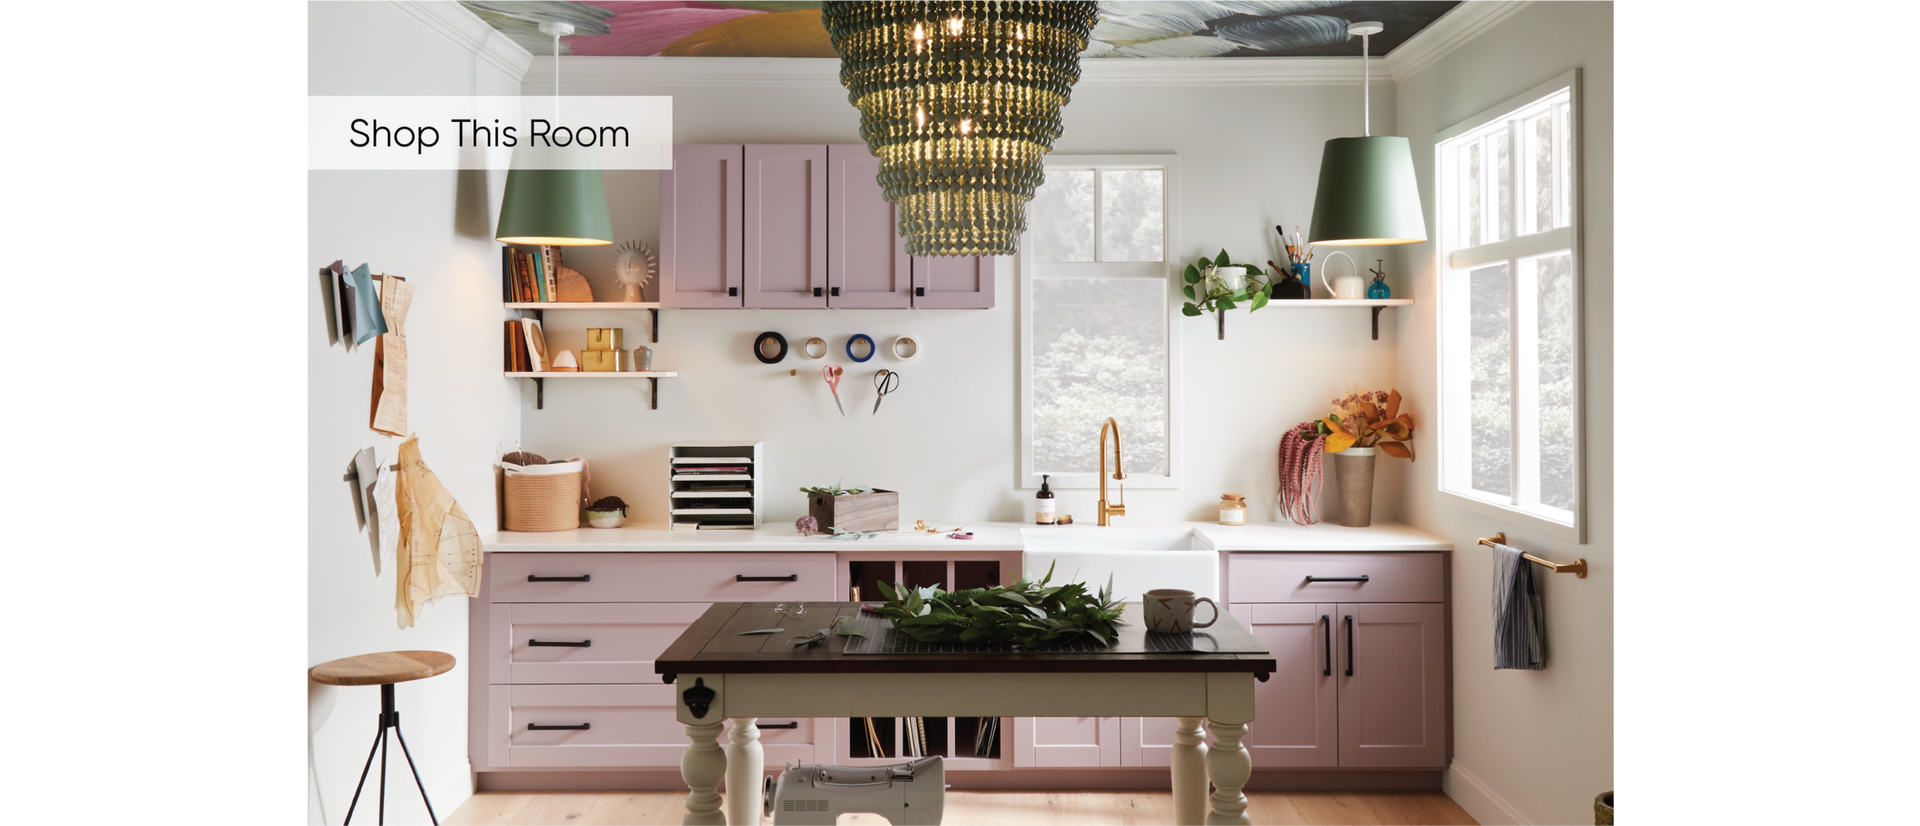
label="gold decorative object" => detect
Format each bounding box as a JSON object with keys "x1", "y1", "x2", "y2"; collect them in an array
[
  {"x1": 587, "y1": 327, "x2": 624, "y2": 351},
  {"x1": 822, "y1": 1, "x2": 1099, "y2": 257},
  {"x1": 581, "y1": 349, "x2": 625, "y2": 372}
]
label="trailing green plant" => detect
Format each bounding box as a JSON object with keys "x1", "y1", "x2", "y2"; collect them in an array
[
  {"x1": 872, "y1": 562, "x2": 1123, "y2": 649},
  {"x1": 1180, "y1": 249, "x2": 1271, "y2": 317}
]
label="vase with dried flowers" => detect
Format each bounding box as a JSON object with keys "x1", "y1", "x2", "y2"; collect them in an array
[{"x1": 1320, "y1": 388, "x2": 1415, "y2": 527}]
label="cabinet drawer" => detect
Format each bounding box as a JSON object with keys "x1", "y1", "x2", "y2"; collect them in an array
[
  {"x1": 490, "y1": 603, "x2": 706, "y2": 685},
  {"x1": 490, "y1": 685, "x2": 817, "y2": 769},
  {"x1": 1229, "y1": 553, "x2": 1443, "y2": 603},
  {"x1": 490, "y1": 553, "x2": 836, "y2": 603},
  {"x1": 495, "y1": 684, "x2": 688, "y2": 768}
]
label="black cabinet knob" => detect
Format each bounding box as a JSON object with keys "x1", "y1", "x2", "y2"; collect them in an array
[
  {"x1": 915, "y1": 287, "x2": 926, "y2": 297},
  {"x1": 728, "y1": 286, "x2": 738, "y2": 296},
  {"x1": 813, "y1": 287, "x2": 823, "y2": 297}
]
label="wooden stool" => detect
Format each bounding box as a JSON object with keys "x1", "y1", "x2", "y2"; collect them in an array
[{"x1": 310, "y1": 651, "x2": 456, "y2": 825}]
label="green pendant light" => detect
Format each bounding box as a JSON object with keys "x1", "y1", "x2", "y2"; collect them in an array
[
  {"x1": 494, "y1": 20, "x2": 613, "y2": 247},
  {"x1": 822, "y1": 1, "x2": 1100, "y2": 257},
  {"x1": 1308, "y1": 22, "x2": 1426, "y2": 247}
]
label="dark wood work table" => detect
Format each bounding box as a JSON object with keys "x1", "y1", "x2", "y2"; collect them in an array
[{"x1": 657, "y1": 602, "x2": 1275, "y2": 826}]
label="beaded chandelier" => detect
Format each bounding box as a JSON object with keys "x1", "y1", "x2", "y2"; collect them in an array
[{"x1": 822, "y1": 1, "x2": 1100, "y2": 257}]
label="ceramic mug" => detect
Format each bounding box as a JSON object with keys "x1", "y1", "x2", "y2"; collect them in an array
[{"x1": 1144, "y1": 589, "x2": 1219, "y2": 633}]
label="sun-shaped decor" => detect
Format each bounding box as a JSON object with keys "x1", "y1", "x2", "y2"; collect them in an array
[{"x1": 612, "y1": 240, "x2": 657, "y2": 302}]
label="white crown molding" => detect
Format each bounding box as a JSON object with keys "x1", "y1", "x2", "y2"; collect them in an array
[
  {"x1": 1443, "y1": 760, "x2": 1532, "y2": 826},
  {"x1": 392, "y1": 0, "x2": 534, "y2": 82},
  {"x1": 1384, "y1": 1, "x2": 1534, "y2": 80},
  {"x1": 524, "y1": 55, "x2": 1391, "y2": 91}
]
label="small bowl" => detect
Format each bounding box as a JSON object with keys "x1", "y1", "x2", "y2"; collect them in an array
[{"x1": 585, "y1": 510, "x2": 625, "y2": 529}]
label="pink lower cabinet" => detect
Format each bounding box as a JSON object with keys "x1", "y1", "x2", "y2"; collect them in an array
[
  {"x1": 490, "y1": 684, "x2": 689, "y2": 768},
  {"x1": 1229, "y1": 603, "x2": 1339, "y2": 767},
  {"x1": 1119, "y1": 716, "x2": 1184, "y2": 767},
  {"x1": 1014, "y1": 716, "x2": 1121, "y2": 767},
  {"x1": 488, "y1": 602, "x2": 707, "y2": 685},
  {"x1": 1336, "y1": 602, "x2": 1447, "y2": 768},
  {"x1": 1225, "y1": 551, "x2": 1450, "y2": 772}
]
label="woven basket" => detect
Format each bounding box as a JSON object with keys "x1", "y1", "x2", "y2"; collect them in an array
[{"x1": 505, "y1": 471, "x2": 583, "y2": 532}]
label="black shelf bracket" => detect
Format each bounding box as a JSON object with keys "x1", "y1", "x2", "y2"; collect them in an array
[
  {"x1": 534, "y1": 377, "x2": 544, "y2": 410},
  {"x1": 649, "y1": 308, "x2": 660, "y2": 343},
  {"x1": 1372, "y1": 306, "x2": 1386, "y2": 340},
  {"x1": 648, "y1": 377, "x2": 659, "y2": 410}
]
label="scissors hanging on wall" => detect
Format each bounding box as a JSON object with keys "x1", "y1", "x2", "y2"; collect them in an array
[
  {"x1": 872, "y1": 369, "x2": 900, "y2": 414},
  {"x1": 821, "y1": 364, "x2": 845, "y2": 417}
]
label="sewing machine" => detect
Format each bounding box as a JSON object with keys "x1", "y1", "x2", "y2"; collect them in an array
[{"x1": 763, "y1": 756, "x2": 945, "y2": 825}]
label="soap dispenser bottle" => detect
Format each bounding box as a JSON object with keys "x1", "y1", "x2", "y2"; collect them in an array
[{"x1": 1035, "y1": 474, "x2": 1057, "y2": 525}]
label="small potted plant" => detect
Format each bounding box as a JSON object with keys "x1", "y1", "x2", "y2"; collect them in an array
[
  {"x1": 585, "y1": 496, "x2": 629, "y2": 529},
  {"x1": 1180, "y1": 249, "x2": 1271, "y2": 339},
  {"x1": 1319, "y1": 388, "x2": 1415, "y2": 527}
]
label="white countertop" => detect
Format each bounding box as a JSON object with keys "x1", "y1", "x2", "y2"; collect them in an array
[{"x1": 483, "y1": 520, "x2": 1450, "y2": 553}]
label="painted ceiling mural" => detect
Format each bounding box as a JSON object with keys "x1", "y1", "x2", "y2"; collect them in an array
[{"x1": 460, "y1": 1, "x2": 1463, "y2": 59}]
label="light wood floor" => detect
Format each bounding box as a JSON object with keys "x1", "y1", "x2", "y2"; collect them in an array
[{"x1": 446, "y1": 789, "x2": 1478, "y2": 825}]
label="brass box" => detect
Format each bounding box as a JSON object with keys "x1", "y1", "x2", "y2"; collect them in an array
[
  {"x1": 586, "y1": 327, "x2": 624, "y2": 351},
  {"x1": 581, "y1": 348, "x2": 626, "y2": 372}
]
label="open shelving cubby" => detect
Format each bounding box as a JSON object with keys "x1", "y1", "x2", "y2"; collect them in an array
[{"x1": 667, "y1": 441, "x2": 763, "y2": 531}]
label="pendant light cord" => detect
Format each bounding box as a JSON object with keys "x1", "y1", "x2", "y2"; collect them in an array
[{"x1": 1362, "y1": 31, "x2": 1370, "y2": 137}]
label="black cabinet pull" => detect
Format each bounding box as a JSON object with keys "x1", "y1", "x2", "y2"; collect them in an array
[
  {"x1": 1344, "y1": 615, "x2": 1355, "y2": 677},
  {"x1": 758, "y1": 721, "x2": 799, "y2": 730},
  {"x1": 527, "y1": 574, "x2": 591, "y2": 582},
  {"x1": 915, "y1": 287, "x2": 926, "y2": 296},
  {"x1": 1321, "y1": 614, "x2": 1331, "y2": 677},
  {"x1": 527, "y1": 723, "x2": 590, "y2": 731},
  {"x1": 813, "y1": 287, "x2": 823, "y2": 297},
  {"x1": 830, "y1": 287, "x2": 840, "y2": 296},
  {"x1": 736, "y1": 574, "x2": 799, "y2": 582},
  {"x1": 1305, "y1": 575, "x2": 1370, "y2": 583},
  {"x1": 729, "y1": 286, "x2": 738, "y2": 296},
  {"x1": 528, "y1": 639, "x2": 591, "y2": 647}
]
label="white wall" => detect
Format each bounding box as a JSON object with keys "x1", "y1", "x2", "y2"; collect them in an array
[
  {"x1": 1392, "y1": 3, "x2": 1613, "y2": 824},
  {"x1": 308, "y1": 3, "x2": 524, "y2": 823},
  {"x1": 523, "y1": 64, "x2": 1408, "y2": 529}
]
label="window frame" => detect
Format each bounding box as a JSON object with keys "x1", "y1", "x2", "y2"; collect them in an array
[
  {"x1": 1434, "y1": 70, "x2": 1587, "y2": 543},
  {"x1": 1018, "y1": 154, "x2": 1182, "y2": 490}
]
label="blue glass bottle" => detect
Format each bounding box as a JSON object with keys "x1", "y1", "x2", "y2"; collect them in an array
[{"x1": 1366, "y1": 260, "x2": 1391, "y2": 299}]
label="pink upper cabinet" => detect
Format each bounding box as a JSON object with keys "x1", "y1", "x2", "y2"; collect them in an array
[
  {"x1": 659, "y1": 144, "x2": 744, "y2": 308},
  {"x1": 827, "y1": 145, "x2": 912, "y2": 309},
  {"x1": 743, "y1": 145, "x2": 828, "y2": 309},
  {"x1": 912, "y1": 254, "x2": 995, "y2": 309}
]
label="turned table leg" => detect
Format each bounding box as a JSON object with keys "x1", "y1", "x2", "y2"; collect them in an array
[
  {"x1": 725, "y1": 718, "x2": 763, "y2": 826},
  {"x1": 1171, "y1": 716, "x2": 1210, "y2": 826},
  {"x1": 1205, "y1": 721, "x2": 1251, "y2": 825},
  {"x1": 681, "y1": 721, "x2": 726, "y2": 825}
]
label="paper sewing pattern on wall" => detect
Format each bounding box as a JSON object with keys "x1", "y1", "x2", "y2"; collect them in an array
[{"x1": 393, "y1": 435, "x2": 483, "y2": 629}]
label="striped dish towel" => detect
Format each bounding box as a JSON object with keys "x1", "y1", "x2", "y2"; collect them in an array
[{"x1": 1491, "y1": 542, "x2": 1547, "y2": 670}]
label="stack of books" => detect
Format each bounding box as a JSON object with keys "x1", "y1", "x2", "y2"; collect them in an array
[{"x1": 501, "y1": 245, "x2": 566, "y2": 303}]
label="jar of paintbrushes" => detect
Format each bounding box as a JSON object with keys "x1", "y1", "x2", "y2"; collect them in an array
[{"x1": 1271, "y1": 225, "x2": 1314, "y2": 300}]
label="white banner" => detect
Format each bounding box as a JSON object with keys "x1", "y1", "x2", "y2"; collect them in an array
[{"x1": 309, "y1": 96, "x2": 672, "y2": 171}]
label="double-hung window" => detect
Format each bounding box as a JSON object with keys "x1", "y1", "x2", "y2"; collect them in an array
[
  {"x1": 1435, "y1": 71, "x2": 1586, "y2": 541},
  {"x1": 1019, "y1": 156, "x2": 1180, "y2": 488}
]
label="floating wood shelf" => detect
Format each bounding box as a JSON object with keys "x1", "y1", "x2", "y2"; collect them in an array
[
  {"x1": 505, "y1": 371, "x2": 679, "y2": 411},
  {"x1": 1265, "y1": 298, "x2": 1414, "y2": 340},
  {"x1": 506, "y1": 302, "x2": 661, "y2": 343}
]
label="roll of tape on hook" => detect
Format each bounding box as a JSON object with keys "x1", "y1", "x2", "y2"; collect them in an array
[
  {"x1": 802, "y1": 337, "x2": 827, "y2": 359},
  {"x1": 846, "y1": 333, "x2": 875, "y2": 363},
  {"x1": 891, "y1": 336, "x2": 918, "y2": 360},
  {"x1": 753, "y1": 331, "x2": 789, "y2": 364}
]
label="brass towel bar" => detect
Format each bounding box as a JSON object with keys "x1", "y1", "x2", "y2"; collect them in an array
[{"x1": 1477, "y1": 532, "x2": 1587, "y2": 579}]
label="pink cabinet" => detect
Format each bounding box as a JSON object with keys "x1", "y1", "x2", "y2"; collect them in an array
[
  {"x1": 1336, "y1": 602, "x2": 1447, "y2": 768},
  {"x1": 662, "y1": 144, "x2": 994, "y2": 310},
  {"x1": 744, "y1": 144, "x2": 827, "y2": 308},
  {"x1": 1014, "y1": 716, "x2": 1121, "y2": 767},
  {"x1": 472, "y1": 552, "x2": 838, "y2": 776},
  {"x1": 1223, "y1": 552, "x2": 1450, "y2": 772},
  {"x1": 1229, "y1": 603, "x2": 1339, "y2": 767},
  {"x1": 828, "y1": 145, "x2": 912, "y2": 309},
  {"x1": 911, "y1": 254, "x2": 995, "y2": 309},
  {"x1": 659, "y1": 144, "x2": 743, "y2": 308}
]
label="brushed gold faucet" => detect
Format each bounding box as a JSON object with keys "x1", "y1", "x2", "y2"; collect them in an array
[{"x1": 1097, "y1": 417, "x2": 1127, "y2": 526}]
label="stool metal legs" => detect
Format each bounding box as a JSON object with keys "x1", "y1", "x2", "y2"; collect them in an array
[{"x1": 342, "y1": 683, "x2": 438, "y2": 825}]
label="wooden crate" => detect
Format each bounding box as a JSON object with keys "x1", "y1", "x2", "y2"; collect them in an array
[{"x1": 807, "y1": 489, "x2": 899, "y2": 533}]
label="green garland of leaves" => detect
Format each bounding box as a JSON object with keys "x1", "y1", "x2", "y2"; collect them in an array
[
  {"x1": 872, "y1": 562, "x2": 1123, "y2": 649},
  {"x1": 1180, "y1": 249, "x2": 1271, "y2": 316}
]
